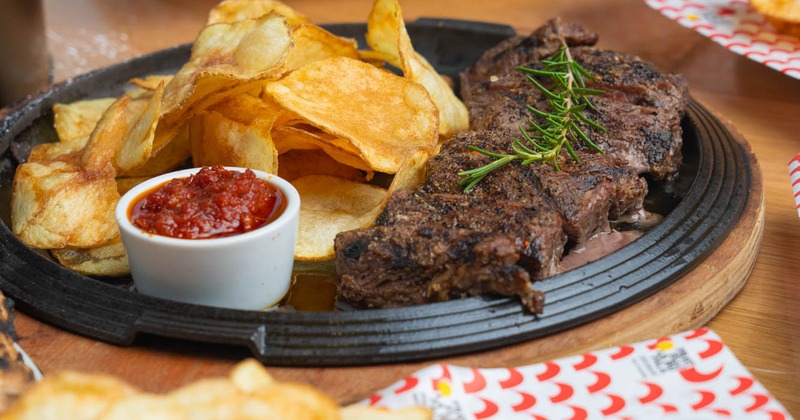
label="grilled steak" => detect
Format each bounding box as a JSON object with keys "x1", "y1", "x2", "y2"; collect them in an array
[
  {"x1": 334, "y1": 19, "x2": 687, "y2": 313},
  {"x1": 422, "y1": 130, "x2": 647, "y2": 244},
  {"x1": 461, "y1": 19, "x2": 689, "y2": 180},
  {"x1": 335, "y1": 226, "x2": 544, "y2": 312},
  {"x1": 376, "y1": 190, "x2": 568, "y2": 279},
  {"x1": 336, "y1": 191, "x2": 565, "y2": 312}
]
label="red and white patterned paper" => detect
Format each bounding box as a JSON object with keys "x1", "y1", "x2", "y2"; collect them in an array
[
  {"x1": 359, "y1": 328, "x2": 791, "y2": 419},
  {"x1": 644, "y1": 0, "x2": 800, "y2": 79},
  {"x1": 790, "y1": 154, "x2": 800, "y2": 217}
]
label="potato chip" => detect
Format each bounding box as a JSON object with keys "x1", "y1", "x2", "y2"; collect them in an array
[
  {"x1": 79, "y1": 85, "x2": 163, "y2": 175},
  {"x1": 78, "y1": 96, "x2": 130, "y2": 174},
  {"x1": 11, "y1": 161, "x2": 119, "y2": 249},
  {"x1": 27, "y1": 138, "x2": 86, "y2": 163},
  {"x1": 365, "y1": 0, "x2": 410, "y2": 71},
  {"x1": 356, "y1": 49, "x2": 396, "y2": 67},
  {"x1": 206, "y1": 92, "x2": 283, "y2": 127},
  {"x1": 115, "y1": 83, "x2": 164, "y2": 172},
  {"x1": 387, "y1": 148, "x2": 430, "y2": 192},
  {"x1": 4, "y1": 359, "x2": 430, "y2": 420},
  {"x1": 162, "y1": 13, "x2": 292, "y2": 114},
  {"x1": 50, "y1": 239, "x2": 129, "y2": 278},
  {"x1": 0, "y1": 371, "x2": 137, "y2": 420},
  {"x1": 207, "y1": 0, "x2": 311, "y2": 25},
  {"x1": 228, "y1": 359, "x2": 275, "y2": 393},
  {"x1": 189, "y1": 110, "x2": 279, "y2": 173},
  {"x1": 53, "y1": 97, "x2": 117, "y2": 143},
  {"x1": 271, "y1": 125, "x2": 372, "y2": 171},
  {"x1": 118, "y1": 126, "x2": 190, "y2": 178},
  {"x1": 241, "y1": 382, "x2": 340, "y2": 420},
  {"x1": 264, "y1": 56, "x2": 438, "y2": 174},
  {"x1": 158, "y1": 13, "x2": 294, "y2": 152},
  {"x1": 29, "y1": 98, "x2": 118, "y2": 163},
  {"x1": 292, "y1": 174, "x2": 388, "y2": 260},
  {"x1": 14, "y1": 0, "x2": 458, "y2": 273},
  {"x1": 278, "y1": 149, "x2": 365, "y2": 182},
  {"x1": 366, "y1": 0, "x2": 468, "y2": 137},
  {"x1": 270, "y1": 125, "x2": 320, "y2": 154},
  {"x1": 94, "y1": 394, "x2": 183, "y2": 419},
  {"x1": 341, "y1": 405, "x2": 433, "y2": 420},
  {"x1": 283, "y1": 23, "x2": 360, "y2": 71},
  {"x1": 115, "y1": 177, "x2": 149, "y2": 195},
  {"x1": 129, "y1": 74, "x2": 174, "y2": 91},
  {"x1": 406, "y1": 52, "x2": 469, "y2": 137}
]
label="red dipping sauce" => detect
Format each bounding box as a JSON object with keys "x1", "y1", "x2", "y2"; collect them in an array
[{"x1": 129, "y1": 166, "x2": 284, "y2": 239}]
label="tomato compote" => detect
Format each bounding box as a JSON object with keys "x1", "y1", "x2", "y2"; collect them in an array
[{"x1": 130, "y1": 166, "x2": 284, "y2": 239}]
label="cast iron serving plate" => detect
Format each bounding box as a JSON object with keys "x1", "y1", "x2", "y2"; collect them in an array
[{"x1": 0, "y1": 19, "x2": 751, "y2": 366}]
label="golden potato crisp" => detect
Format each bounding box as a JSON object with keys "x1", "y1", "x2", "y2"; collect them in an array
[
  {"x1": 229, "y1": 359, "x2": 275, "y2": 392},
  {"x1": 284, "y1": 23, "x2": 360, "y2": 71},
  {"x1": 3, "y1": 359, "x2": 430, "y2": 420},
  {"x1": 365, "y1": 0, "x2": 411, "y2": 70},
  {"x1": 205, "y1": 92, "x2": 283, "y2": 127},
  {"x1": 115, "y1": 177, "x2": 149, "y2": 195},
  {"x1": 292, "y1": 175, "x2": 389, "y2": 260},
  {"x1": 115, "y1": 84, "x2": 164, "y2": 172},
  {"x1": 27, "y1": 138, "x2": 87, "y2": 163},
  {"x1": 366, "y1": 0, "x2": 468, "y2": 137},
  {"x1": 96, "y1": 360, "x2": 340, "y2": 420},
  {"x1": 79, "y1": 85, "x2": 163, "y2": 175},
  {"x1": 118, "y1": 126, "x2": 190, "y2": 178},
  {"x1": 189, "y1": 110, "x2": 279, "y2": 174},
  {"x1": 387, "y1": 149, "x2": 430, "y2": 192},
  {"x1": 11, "y1": 161, "x2": 119, "y2": 249},
  {"x1": 272, "y1": 125, "x2": 372, "y2": 171},
  {"x1": 341, "y1": 406, "x2": 433, "y2": 420},
  {"x1": 53, "y1": 97, "x2": 116, "y2": 143},
  {"x1": 13, "y1": 0, "x2": 457, "y2": 270},
  {"x1": 129, "y1": 74, "x2": 174, "y2": 91},
  {"x1": 264, "y1": 56, "x2": 439, "y2": 173},
  {"x1": 50, "y1": 239, "x2": 130, "y2": 278},
  {"x1": 278, "y1": 149, "x2": 365, "y2": 182},
  {"x1": 29, "y1": 97, "x2": 117, "y2": 163},
  {"x1": 158, "y1": 13, "x2": 293, "y2": 150},
  {"x1": 207, "y1": 0, "x2": 311, "y2": 25},
  {"x1": 0, "y1": 371, "x2": 137, "y2": 420}
]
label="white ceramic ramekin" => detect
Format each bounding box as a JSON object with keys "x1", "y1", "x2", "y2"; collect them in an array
[{"x1": 115, "y1": 167, "x2": 300, "y2": 310}]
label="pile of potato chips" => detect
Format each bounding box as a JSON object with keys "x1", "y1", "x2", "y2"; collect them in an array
[
  {"x1": 11, "y1": 0, "x2": 468, "y2": 277},
  {"x1": 0, "y1": 359, "x2": 430, "y2": 419}
]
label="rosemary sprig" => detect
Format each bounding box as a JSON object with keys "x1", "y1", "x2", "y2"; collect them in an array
[{"x1": 458, "y1": 38, "x2": 606, "y2": 192}]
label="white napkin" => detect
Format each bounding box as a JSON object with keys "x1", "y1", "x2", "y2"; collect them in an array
[{"x1": 358, "y1": 328, "x2": 792, "y2": 419}]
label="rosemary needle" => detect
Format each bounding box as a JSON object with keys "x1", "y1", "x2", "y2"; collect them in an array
[{"x1": 459, "y1": 37, "x2": 606, "y2": 193}]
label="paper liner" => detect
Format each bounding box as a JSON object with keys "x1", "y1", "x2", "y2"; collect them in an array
[
  {"x1": 358, "y1": 328, "x2": 792, "y2": 419},
  {"x1": 13, "y1": 342, "x2": 43, "y2": 381},
  {"x1": 790, "y1": 154, "x2": 800, "y2": 217},
  {"x1": 645, "y1": 0, "x2": 800, "y2": 79}
]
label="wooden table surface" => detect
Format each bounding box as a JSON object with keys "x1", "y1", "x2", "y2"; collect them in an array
[{"x1": 4, "y1": 0, "x2": 799, "y2": 416}]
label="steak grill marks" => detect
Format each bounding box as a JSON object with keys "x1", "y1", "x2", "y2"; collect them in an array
[{"x1": 334, "y1": 19, "x2": 689, "y2": 313}]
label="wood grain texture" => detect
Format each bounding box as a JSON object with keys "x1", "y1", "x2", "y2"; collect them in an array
[{"x1": 4, "y1": 0, "x2": 800, "y2": 416}]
